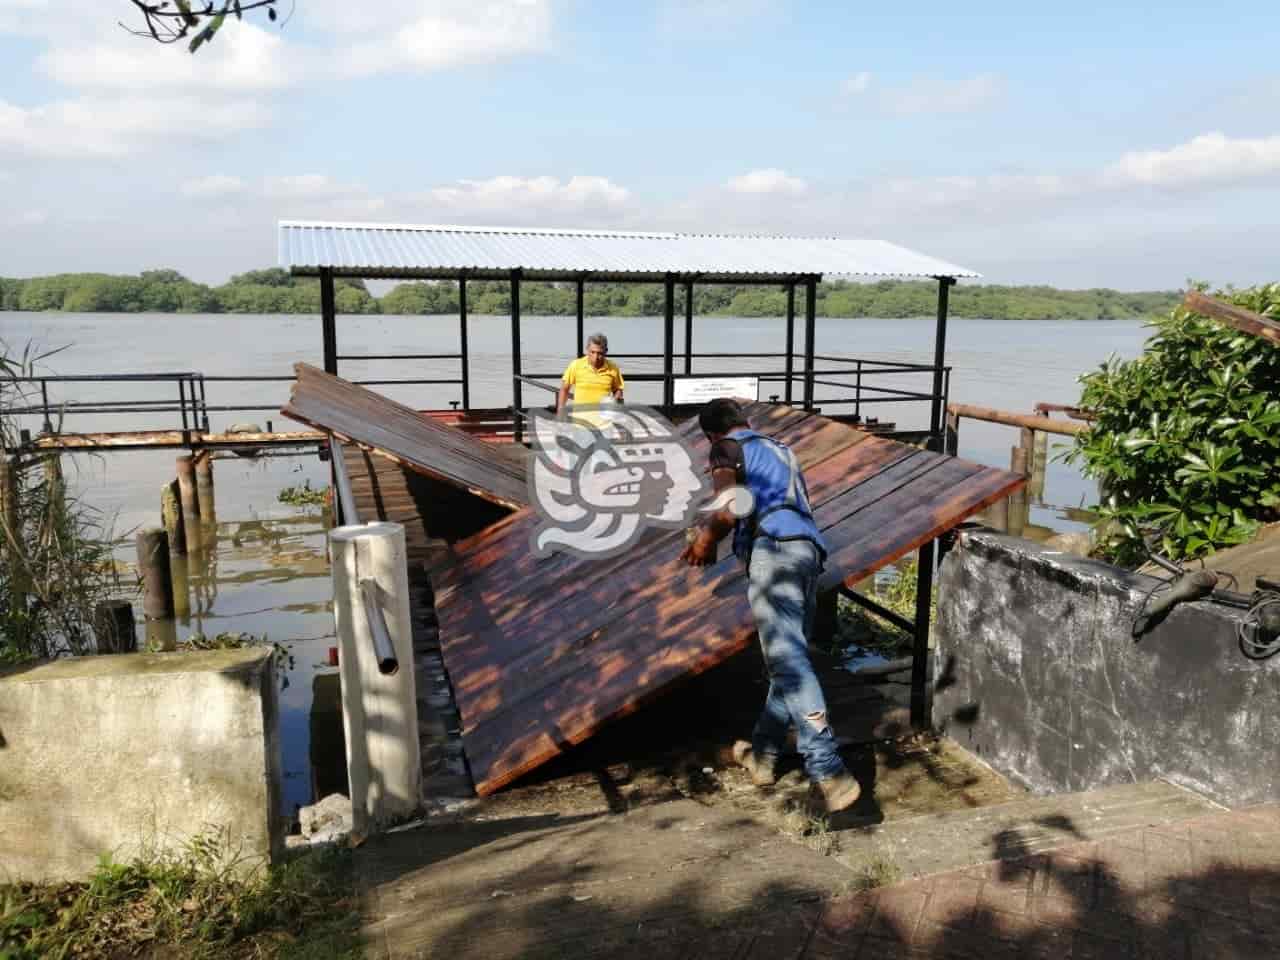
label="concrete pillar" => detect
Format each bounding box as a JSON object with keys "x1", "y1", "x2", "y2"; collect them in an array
[
  {"x1": 176, "y1": 455, "x2": 201, "y2": 552},
  {"x1": 330, "y1": 521, "x2": 421, "y2": 835}
]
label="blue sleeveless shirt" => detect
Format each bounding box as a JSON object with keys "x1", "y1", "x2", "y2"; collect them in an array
[{"x1": 720, "y1": 428, "x2": 827, "y2": 562}]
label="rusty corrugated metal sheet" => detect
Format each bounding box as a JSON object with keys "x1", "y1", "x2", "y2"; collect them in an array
[
  {"x1": 280, "y1": 363, "x2": 529, "y2": 510},
  {"x1": 278, "y1": 220, "x2": 980, "y2": 281},
  {"x1": 432, "y1": 403, "x2": 1022, "y2": 795}
]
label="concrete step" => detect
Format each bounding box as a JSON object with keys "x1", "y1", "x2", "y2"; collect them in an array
[{"x1": 831, "y1": 778, "x2": 1221, "y2": 882}]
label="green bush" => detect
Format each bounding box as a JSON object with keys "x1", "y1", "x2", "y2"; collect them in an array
[{"x1": 1066, "y1": 283, "x2": 1280, "y2": 566}]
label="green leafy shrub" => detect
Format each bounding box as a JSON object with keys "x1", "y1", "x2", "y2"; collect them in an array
[{"x1": 1066, "y1": 283, "x2": 1280, "y2": 566}]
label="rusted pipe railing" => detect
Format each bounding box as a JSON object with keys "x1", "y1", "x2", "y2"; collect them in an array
[{"x1": 947, "y1": 403, "x2": 1087, "y2": 436}]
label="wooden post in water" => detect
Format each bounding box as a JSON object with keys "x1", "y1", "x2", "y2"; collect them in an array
[
  {"x1": 1008, "y1": 446, "x2": 1029, "y2": 537},
  {"x1": 195, "y1": 452, "x2": 215, "y2": 525},
  {"x1": 135, "y1": 528, "x2": 175, "y2": 621},
  {"x1": 1031, "y1": 414, "x2": 1049, "y2": 500},
  {"x1": 94, "y1": 600, "x2": 136, "y2": 654},
  {"x1": 330, "y1": 521, "x2": 421, "y2": 835},
  {"x1": 175, "y1": 454, "x2": 201, "y2": 551},
  {"x1": 161, "y1": 480, "x2": 187, "y2": 555}
]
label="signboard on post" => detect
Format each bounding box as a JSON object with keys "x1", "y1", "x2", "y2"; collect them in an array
[{"x1": 673, "y1": 376, "x2": 760, "y2": 405}]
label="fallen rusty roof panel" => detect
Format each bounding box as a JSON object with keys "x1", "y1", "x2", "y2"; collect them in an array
[
  {"x1": 281, "y1": 363, "x2": 528, "y2": 510},
  {"x1": 432, "y1": 402, "x2": 1023, "y2": 795}
]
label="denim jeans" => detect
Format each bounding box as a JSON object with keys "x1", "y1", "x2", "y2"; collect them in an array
[{"x1": 746, "y1": 537, "x2": 846, "y2": 782}]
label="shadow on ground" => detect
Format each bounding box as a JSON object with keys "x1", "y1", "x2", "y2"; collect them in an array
[{"x1": 355, "y1": 800, "x2": 1280, "y2": 959}]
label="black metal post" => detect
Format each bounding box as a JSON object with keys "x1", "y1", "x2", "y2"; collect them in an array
[
  {"x1": 663, "y1": 276, "x2": 675, "y2": 408},
  {"x1": 197, "y1": 375, "x2": 209, "y2": 432},
  {"x1": 40, "y1": 380, "x2": 52, "y2": 432},
  {"x1": 459, "y1": 278, "x2": 470, "y2": 411},
  {"x1": 855, "y1": 360, "x2": 863, "y2": 422},
  {"x1": 511, "y1": 271, "x2": 523, "y2": 443},
  {"x1": 930, "y1": 277, "x2": 955, "y2": 440},
  {"x1": 575, "y1": 277, "x2": 585, "y2": 357},
  {"x1": 911, "y1": 534, "x2": 936, "y2": 730},
  {"x1": 784, "y1": 283, "x2": 795, "y2": 405},
  {"x1": 178, "y1": 378, "x2": 188, "y2": 432},
  {"x1": 802, "y1": 277, "x2": 817, "y2": 411},
  {"x1": 683, "y1": 281, "x2": 694, "y2": 375},
  {"x1": 320, "y1": 268, "x2": 338, "y2": 376}
]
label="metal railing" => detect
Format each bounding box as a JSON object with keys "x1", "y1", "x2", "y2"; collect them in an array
[
  {"x1": 513, "y1": 349, "x2": 951, "y2": 440},
  {"x1": 5, "y1": 368, "x2": 465, "y2": 437}
]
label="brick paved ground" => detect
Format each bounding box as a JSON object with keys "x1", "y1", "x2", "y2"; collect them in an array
[
  {"x1": 360, "y1": 799, "x2": 1280, "y2": 959},
  {"x1": 793, "y1": 805, "x2": 1280, "y2": 959}
]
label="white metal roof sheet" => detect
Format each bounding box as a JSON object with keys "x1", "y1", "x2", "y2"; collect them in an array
[{"x1": 277, "y1": 220, "x2": 979, "y2": 281}]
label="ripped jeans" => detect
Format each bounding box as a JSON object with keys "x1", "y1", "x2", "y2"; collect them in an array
[{"x1": 747, "y1": 537, "x2": 847, "y2": 782}]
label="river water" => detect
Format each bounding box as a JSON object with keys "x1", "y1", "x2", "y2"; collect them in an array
[{"x1": 1, "y1": 310, "x2": 1152, "y2": 820}]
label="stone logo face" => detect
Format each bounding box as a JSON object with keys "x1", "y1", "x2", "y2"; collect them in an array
[{"x1": 527, "y1": 405, "x2": 752, "y2": 559}]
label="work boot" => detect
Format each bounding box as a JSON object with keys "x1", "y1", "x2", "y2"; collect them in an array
[
  {"x1": 811, "y1": 770, "x2": 861, "y2": 814},
  {"x1": 731, "y1": 740, "x2": 777, "y2": 787}
]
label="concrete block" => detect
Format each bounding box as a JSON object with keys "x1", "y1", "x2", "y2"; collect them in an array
[
  {"x1": 0, "y1": 648, "x2": 282, "y2": 882},
  {"x1": 936, "y1": 529, "x2": 1280, "y2": 806}
]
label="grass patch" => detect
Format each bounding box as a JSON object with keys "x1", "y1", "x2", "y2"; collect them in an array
[
  {"x1": 831, "y1": 558, "x2": 937, "y2": 659},
  {"x1": 0, "y1": 835, "x2": 361, "y2": 959},
  {"x1": 845, "y1": 853, "x2": 903, "y2": 892}
]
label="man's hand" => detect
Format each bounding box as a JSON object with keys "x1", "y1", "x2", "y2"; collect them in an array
[{"x1": 680, "y1": 527, "x2": 719, "y2": 567}]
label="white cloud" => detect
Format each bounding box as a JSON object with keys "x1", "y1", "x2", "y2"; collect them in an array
[
  {"x1": 424, "y1": 175, "x2": 632, "y2": 220},
  {"x1": 0, "y1": 96, "x2": 270, "y2": 158},
  {"x1": 725, "y1": 168, "x2": 807, "y2": 195},
  {"x1": 334, "y1": 0, "x2": 552, "y2": 75},
  {"x1": 181, "y1": 175, "x2": 246, "y2": 198},
  {"x1": 842, "y1": 71, "x2": 872, "y2": 96},
  {"x1": 880, "y1": 72, "x2": 1004, "y2": 115},
  {"x1": 1104, "y1": 132, "x2": 1280, "y2": 188},
  {"x1": 9, "y1": 209, "x2": 47, "y2": 227},
  {"x1": 39, "y1": 21, "x2": 298, "y2": 93}
]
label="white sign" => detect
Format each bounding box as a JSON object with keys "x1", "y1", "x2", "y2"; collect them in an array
[{"x1": 672, "y1": 376, "x2": 760, "y2": 405}]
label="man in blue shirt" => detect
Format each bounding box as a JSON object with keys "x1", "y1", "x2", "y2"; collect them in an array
[{"x1": 680, "y1": 398, "x2": 861, "y2": 814}]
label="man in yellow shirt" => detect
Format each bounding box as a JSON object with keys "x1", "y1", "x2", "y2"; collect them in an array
[{"x1": 557, "y1": 333, "x2": 625, "y2": 414}]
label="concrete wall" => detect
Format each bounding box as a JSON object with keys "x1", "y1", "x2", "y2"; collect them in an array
[
  {"x1": 0, "y1": 648, "x2": 282, "y2": 882},
  {"x1": 935, "y1": 530, "x2": 1280, "y2": 808}
]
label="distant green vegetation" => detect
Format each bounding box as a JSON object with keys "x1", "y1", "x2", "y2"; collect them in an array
[{"x1": 0, "y1": 269, "x2": 1179, "y2": 321}]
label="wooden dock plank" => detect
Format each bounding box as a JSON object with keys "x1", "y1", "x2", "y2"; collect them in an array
[{"x1": 433, "y1": 401, "x2": 1026, "y2": 795}]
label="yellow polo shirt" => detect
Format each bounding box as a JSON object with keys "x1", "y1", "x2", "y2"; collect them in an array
[{"x1": 562, "y1": 356, "x2": 624, "y2": 407}]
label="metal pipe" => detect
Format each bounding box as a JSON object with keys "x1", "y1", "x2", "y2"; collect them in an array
[
  {"x1": 930, "y1": 277, "x2": 954, "y2": 440},
  {"x1": 178, "y1": 377, "x2": 188, "y2": 432},
  {"x1": 320, "y1": 268, "x2": 338, "y2": 376},
  {"x1": 911, "y1": 537, "x2": 935, "y2": 730},
  {"x1": 511, "y1": 270, "x2": 523, "y2": 444},
  {"x1": 358, "y1": 578, "x2": 399, "y2": 675},
  {"x1": 854, "y1": 360, "x2": 863, "y2": 420},
  {"x1": 784, "y1": 283, "x2": 795, "y2": 404},
  {"x1": 683, "y1": 281, "x2": 694, "y2": 375},
  {"x1": 576, "y1": 277, "x2": 585, "y2": 356},
  {"x1": 803, "y1": 277, "x2": 817, "y2": 411},
  {"x1": 335, "y1": 353, "x2": 464, "y2": 361},
  {"x1": 838, "y1": 585, "x2": 915, "y2": 634},
  {"x1": 329, "y1": 435, "x2": 357, "y2": 525},
  {"x1": 459, "y1": 278, "x2": 470, "y2": 411},
  {"x1": 663, "y1": 276, "x2": 675, "y2": 408}
]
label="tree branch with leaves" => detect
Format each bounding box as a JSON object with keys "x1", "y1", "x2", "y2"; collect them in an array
[{"x1": 121, "y1": 0, "x2": 289, "y2": 53}]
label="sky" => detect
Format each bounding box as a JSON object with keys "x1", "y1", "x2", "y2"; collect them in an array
[{"x1": 1, "y1": 0, "x2": 1278, "y2": 289}]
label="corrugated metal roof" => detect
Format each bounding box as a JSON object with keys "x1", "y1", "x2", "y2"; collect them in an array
[{"x1": 278, "y1": 220, "x2": 980, "y2": 281}]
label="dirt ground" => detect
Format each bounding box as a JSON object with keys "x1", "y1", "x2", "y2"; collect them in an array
[{"x1": 439, "y1": 643, "x2": 1023, "y2": 844}]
